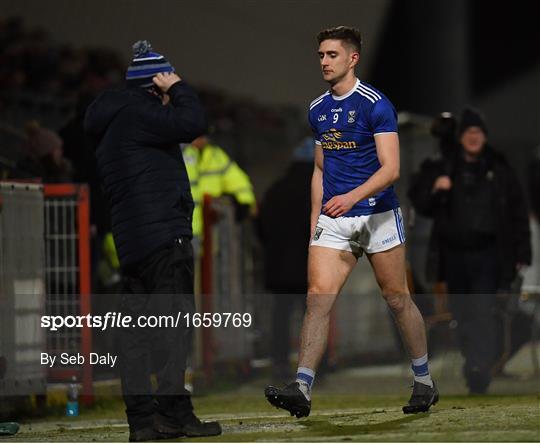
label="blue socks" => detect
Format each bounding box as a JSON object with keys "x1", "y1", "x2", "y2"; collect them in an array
[
  {"x1": 296, "y1": 367, "x2": 315, "y2": 387},
  {"x1": 411, "y1": 354, "x2": 433, "y2": 387}
]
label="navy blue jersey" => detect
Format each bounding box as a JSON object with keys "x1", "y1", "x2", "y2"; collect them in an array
[{"x1": 308, "y1": 78, "x2": 400, "y2": 216}]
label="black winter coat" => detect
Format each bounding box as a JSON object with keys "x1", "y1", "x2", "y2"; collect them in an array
[
  {"x1": 84, "y1": 82, "x2": 207, "y2": 269},
  {"x1": 408, "y1": 146, "x2": 531, "y2": 290}
]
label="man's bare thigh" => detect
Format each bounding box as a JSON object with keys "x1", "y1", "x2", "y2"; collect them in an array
[
  {"x1": 367, "y1": 244, "x2": 408, "y2": 292},
  {"x1": 308, "y1": 246, "x2": 357, "y2": 294}
]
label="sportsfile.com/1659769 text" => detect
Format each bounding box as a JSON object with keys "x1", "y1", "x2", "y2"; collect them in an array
[{"x1": 40, "y1": 312, "x2": 252, "y2": 331}]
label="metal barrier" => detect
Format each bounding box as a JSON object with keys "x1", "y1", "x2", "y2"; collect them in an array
[
  {"x1": 201, "y1": 195, "x2": 255, "y2": 380},
  {"x1": 43, "y1": 184, "x2": 92, "y2": 402},
  {"x1": 0, "y1": 182, "x2": 47, "y2": 397}
]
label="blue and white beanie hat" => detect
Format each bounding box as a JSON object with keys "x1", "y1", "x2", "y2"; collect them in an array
[{"x1": 126, "y1": 40, "x2": 175, "y2": 88}]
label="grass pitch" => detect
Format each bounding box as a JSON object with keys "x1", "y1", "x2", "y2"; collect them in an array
[
  {"x1": 5, "y1": 392, "x2": 539, "y2": 442},
  {"x1": 4, "y1": 347, "x2": 540, "y2": 442}
]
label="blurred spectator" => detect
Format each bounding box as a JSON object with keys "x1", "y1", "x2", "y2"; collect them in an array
[
  {"x1": 522, "y1": 145, "x2": 540, "y2": 301},
  {"x1": 408, "y1": 107, "x2": 531, "y2": 394},
  {"x1": 182, "y1": 134, "x2": 256, "y2": 244},
  {"x1": 0, "y1": 17, "x2": 124, "y2": 97},
  {"x1": 17, "y1": 120, "x2": 72, "y2": 182},
  {"x1": 257, "y1": 137, "x2": 314, "y2": 380}
]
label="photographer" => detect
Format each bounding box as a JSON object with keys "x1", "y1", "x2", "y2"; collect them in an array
[{"x1": 408, "y1": 107, "x2": 531, "y2": 393}]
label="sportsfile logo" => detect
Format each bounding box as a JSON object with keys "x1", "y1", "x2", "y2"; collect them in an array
[{"x1": 321, "y1": 128, "x2": 357, "y2": 150}]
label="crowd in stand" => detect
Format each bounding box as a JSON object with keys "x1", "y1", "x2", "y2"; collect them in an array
[
  {"x1": 0, "y1": 16, "x2": 291, "y2": 180},
  {"x1": 0, "y1": 17, "x2": 124, "y2": 98}
]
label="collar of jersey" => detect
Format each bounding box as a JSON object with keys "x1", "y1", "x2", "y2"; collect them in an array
[{"x1": 331, "y1": 78, "x2": 360, "y2": 101}]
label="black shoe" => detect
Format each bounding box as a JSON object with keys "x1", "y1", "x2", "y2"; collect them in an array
[
  {"x1": 179, "y1": 418, "x2": 222, "y2": 437},
  {"x1": 264, "y1": 382, "x2": 311, "y2": 418},
  {"x1": 402, "y1": 380, "x2": 439, "y2": 414},
  {"x1": 128, "y1": 427, "x2": 179, "y2": 442},
  {"x1": 154, "y1": 412, "x2": 222, "y2": 438}
]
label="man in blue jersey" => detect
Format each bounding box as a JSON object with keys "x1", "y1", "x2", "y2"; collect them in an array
[{"x1": 265, "y1": 26, "x2": 438, "y2": 417}]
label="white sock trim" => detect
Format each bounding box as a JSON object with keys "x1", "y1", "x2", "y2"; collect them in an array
[
  {"x1": 414, "y1": 374, "x2": 433, "y2": 388},
  {"x1": 411, "y1": 354, "x2": 428, "y2": 367},
  {"x1": 297, "y1": 381, "x2": 311, "y2": 401},
  {"x1": 297, "y1": 367, "x2": 315, "y2": 378}
]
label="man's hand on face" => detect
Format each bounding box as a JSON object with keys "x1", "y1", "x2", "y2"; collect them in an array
[{"x1": 153, "y1": 72, "x2": 182, "y2": 94}]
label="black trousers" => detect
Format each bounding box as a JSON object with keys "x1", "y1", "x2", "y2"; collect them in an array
[
  {"x1": 117, "y1": 238, "x2": 195, "y2": 430},
  {"x1": 445, "y1": 245, "x2": 499, "y2": 391}
]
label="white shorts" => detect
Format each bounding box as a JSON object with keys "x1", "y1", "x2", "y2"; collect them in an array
[{"x1": 310, "y1": 208, "x2": 405, "y2": 255}]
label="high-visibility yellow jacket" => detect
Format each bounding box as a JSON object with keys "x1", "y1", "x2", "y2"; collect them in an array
[
  {"x1": 182, "y1": 143, "x2": 256, "y2": 237},
  {"x1": 103, "y1": 232, "x2": 120, "y2": 269}
]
